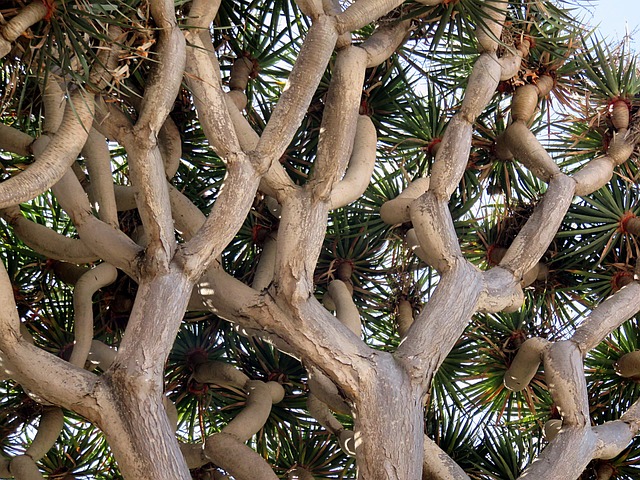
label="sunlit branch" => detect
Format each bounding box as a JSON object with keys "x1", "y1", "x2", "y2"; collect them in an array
[
  {"x1": 361, "y1": 20, "x2": 411, "y2": 68},
  {"x1": 397, "y1": 260, "x2": 483, "y2": 380},
  {"x1": 328, "y1": 116, "x2": 377, "y2": 209},
  {"x1": 498, "y1": 174, "x2": 575, "y2": 280},
  {"x1": 335, "y1": 0, "x2": 403, "y2": 34},
  {"x1": 312, "y1": 45, "x2": 367, "y2": 199},
  {"x1": 572, "y1": 283, "x2": 640, "y2": 353},
  {"x1": 410, "y1": 191, "x2": 464, "y2": 272},
  {"x1": 256, "y1": 15, "x2": 338, "y2": 164}
]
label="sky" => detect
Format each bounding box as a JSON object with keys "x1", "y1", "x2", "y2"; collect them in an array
[{"x1": 585, "y1": 0, "x2": 639, "y2": 50}]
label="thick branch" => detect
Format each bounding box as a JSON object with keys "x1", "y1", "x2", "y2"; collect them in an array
[
  {"x1": 329, "y1": 115, "x2": 377, "y2": 209},
  {"x1": 273, "y1": 191, "x2": 327, "y2": 302},
  {"x1": 178, "y1": 155, "x2": 261, "y2": 278},
  {"x1": 327, "y1": 280, "x2": 361, "y2": 337},
  {"x1": 410, "y1": 191, "x2": 463, "y2": 272},
  {"x1": 0, "y1": 261, "x2": 99, "y2": 417},
  {"x1": 312, "y1": 45, "x2": 367, "y2": 199},
  {"x1": 252, "y1": 234, "x2": 277, "y2": 291},
  {"x1": 192, "y1": 264, "x2": 370, "y2": 399},
  {"x1": 224, "y1": 94, "x2": 296, "y2": 201},
  {"x1": 126, "y1": 132, "x2": 176, "y2": 273},
  {"x1": 478, "y1": 266, "x2": 524, "y2": 313},
  {"x1": 25, "y1": 408, "x2": 65, "y2": 461},
  {"x1": 0, "y1": 90, "x2": 94, "y2": 208},
  {"x1": 572, "y1": 283, "x2": 640, "y2": 353},
  {"x1": 83, "y1": 128, "x2": 119, "y2": 227},
  {"x1": 361, "y1": 20, "x2": 411, "y2": 68},
  {"x1": 255, "y1": 15, "x2": 338, "y2": 163},
  {"x1": 112, "y1": 268, "x2": 192, "y2": 380},
  {"x1": 335, "y1": 0, "x2": 403, "y2": 34},
  {"x1": 138, "y1": 0, "x2": 185, "y2": 134},
  {"x1": 184, "y1": 31, "x2": 242, "y2": 160},
  {"x1": 556, "y1": 344, "x2": 593, "y2": 428},
  {"x1": 0, "y1": 1, "x2": 47, "y2": 58},
  {"x1": 423, "y1": 435, "x2": 471, "y2": 480},
  {"x1": 0, "y1": 124, "x2": 33, "y2": 156},
  {"x1": 123, "y1": 2, "x2": 184, "y2": 272},
  {"x1": 430, "y1": 53, "x2": 501, "y2": 198},
  {"x1": 502, "y1": 121, "x2": 561, "y2": 182},
  {"x1": 573, "y1": 130, "x2": 635, "y2": 196},
  {"x1": 203, "y1": 433, "x2": 279, "y2": 480},
  {"x1": 353, "y1": 353, "x2": 424, "y2": 480},
  {"x1": 475, "y1": 0, "x2": 508, "y2": 53},
  {"x1": 52, "y1": 171, "x2": 142, "y2": 278},
  {"x1": 380, "y1": 177, "x2": 430, "y2": 225},
  {"x1": 499, "y1": 174, "x2": 575, "y2": 279},
  {"x1": 397, "y1": 260, "x2": 482, "y2": 382},
  {"x1": 185, "y1": 0, "x2": 222, "y2": 29},
  {"x1": 503, "y1": 337, "x2": 547, "y2": 392},
  {"x1": 516, "y1": 428, "x2": 596, "y2": 479},
  {"x1": 0, "y1": 206, "x2": 99, "y2": 264}
]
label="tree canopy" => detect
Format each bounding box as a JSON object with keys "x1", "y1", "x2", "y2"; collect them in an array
[{"x1": 0, "y1": 0, "x2": 639, "y2": 479}]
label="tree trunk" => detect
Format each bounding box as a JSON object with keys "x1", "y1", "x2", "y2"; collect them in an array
[
  {"x1": 95, "y1": 269, "x2": 194, "y2": 479},
  {"x1": 354, "y1": 353, "x2": 424, "y2": 480},
  {"x1": 97, "y1": 379, "x2": 191, "y2": 480}
]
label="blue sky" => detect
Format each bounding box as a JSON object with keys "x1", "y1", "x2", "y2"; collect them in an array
[{"x1": 585, "y1": 0, "x2": 639, "y2": 50}]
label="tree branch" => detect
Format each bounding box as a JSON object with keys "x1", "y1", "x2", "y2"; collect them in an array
[
  {"x1": 0, "y1": 89, "x2": 94, "y2": 209},
  {"x1": 361, "y1": 20, "x2": 411, "y2": 68},
  {"x1": 0, "y1": 206, "x2": 99, "y2": 264},
  {"x1": 255, "y1": 15, "x2": 338, "y2": 164},
  {"x1": 68, "y1": 263, "x2": 118, "y2": 368},
  {"x1": 0, "y1": 124, "x2": 33, "y2": 156},
  {"x1": 423, "y1": 434, "x2": 471, "y2": 480},
  {"x1": 516, "y1": 427, "x2": 596, "y2": 479},
  {"x1": 573, "y1": 130, "x2": 636, "y2": 196},
  {"x1": 335, "y1": 0, "x2": 403, "y2": 34},
  {"x1": 82, "y1": 128, "x2": 119, "y2": 227},
  {"x1": 0, "y1": 1, "x2": 47, "y2": 58},
  {"x1": 329, "y1": 115, "x2": 377, "y2": 209},
  {"x1": 0, "y1": 261, "x2": 99, "y2": 418},
  {"x1": 192, "y1": 264, "x2": 370, "y2": 399},
  {"x1": 184, "y1": 30, "x2": 242, "y2": 160},
  {"x1": 311, "y1": 45, "x2": 367, "y2": 199},
  {"x1": 410, "y1": 191, "x2": 464, "y2": 272},
  {"x1": 138, "y1": 0, "x2": 185, "y2": 134},
  {"x1": 224, "y1": 94, "x2": 296, "y2": 201},
  {"x1": 178, "y1": 156, "x2": 261, "y2": 278},
  {"x1": 498, "y1": 174, "x2": 575, "y2": 280},
  {"x1": 430, "y1": 53, "x2": 501, "y2": 198},
  {"x1": 572, "y1": 282, "x2": 640, "y2": 353},
  {"x1": 397, "y1": 260, "x2": 483, "y2": 381},
  {"x1": 51, "y1": 170, "x2": 143, "y2": 278}
]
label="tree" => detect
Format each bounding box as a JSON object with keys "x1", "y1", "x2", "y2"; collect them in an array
[{"x1": 0, "y1": 0, "x2": 639, "y2": 478}]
